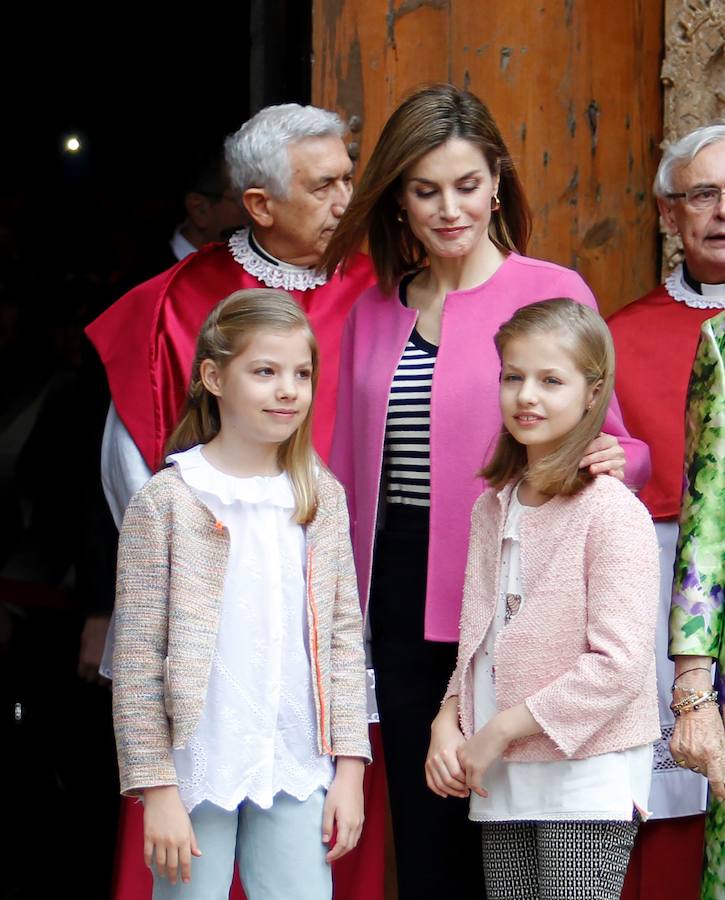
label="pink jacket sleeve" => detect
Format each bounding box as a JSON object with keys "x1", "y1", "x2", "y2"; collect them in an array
[
  {"x1": 329, "y1": 307, "x2": 358, "y2": 526},
  {"x1": 524, "y1": 488, "x2": 659, "y2": 756},
  {"x1": 443, "y1": 495, "x2": 489, "y2": 704}
]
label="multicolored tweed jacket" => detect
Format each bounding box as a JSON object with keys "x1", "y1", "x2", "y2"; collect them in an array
[{"x1": 112, "y1": 464, "x2": 371, "y2": 796}]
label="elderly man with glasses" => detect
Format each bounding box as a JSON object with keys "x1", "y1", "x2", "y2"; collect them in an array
[{"x1": 609, "y1": 123, "x2": 725, "y2": 900}]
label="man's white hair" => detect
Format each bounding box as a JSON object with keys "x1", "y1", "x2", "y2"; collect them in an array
[
  {"x1": 653, "y1": 122, "x2": 725, "y2": 197},
  {"x1": 225, "y1": 104, "x2": 346, "y2": 199}
]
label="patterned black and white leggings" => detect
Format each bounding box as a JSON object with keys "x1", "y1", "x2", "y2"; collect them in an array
[{"x1": 480, "y1": 817, "x2": 639, "y2": 900}]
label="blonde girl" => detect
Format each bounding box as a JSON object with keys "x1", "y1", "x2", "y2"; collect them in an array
[
  {"x1": 112, "y1": 289, "x2": 370, "y2": 900},
  {"x1": 426, "y1": 299, "x2": 660, "y2": 900}
]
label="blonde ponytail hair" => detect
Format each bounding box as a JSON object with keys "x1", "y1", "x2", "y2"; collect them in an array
[{"x1": 166, "y1": 288, "x2": 320, "y2": 523}]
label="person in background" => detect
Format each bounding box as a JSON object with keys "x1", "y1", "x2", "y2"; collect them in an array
[
  {"x1": 668, "y1": 310, "x2": 725, "y2": 900},
  {"x1": 168, "y1": 151, "x2": 248, "y2": 264},
  {"x1": 609, "y1": 122, "x2": 725, "y2": 900},
  {"x1": 87, "y1": 103, "x2": 374, "y2": 527}
]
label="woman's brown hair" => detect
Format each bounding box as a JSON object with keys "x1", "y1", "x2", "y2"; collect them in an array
[
  {"x1": 481, "y1": 299, "x2": 615, "y2": 497},
  {"x1": 323, "y1": 83, "x2": 532, "y2": 295},
  {"x1": 166, "y1": 288, "x2": 320, "y2": 523}
]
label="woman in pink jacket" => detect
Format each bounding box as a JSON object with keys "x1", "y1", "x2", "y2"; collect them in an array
[{"x1": 323, "y1": 84, "x2": 650, "y2": 900}]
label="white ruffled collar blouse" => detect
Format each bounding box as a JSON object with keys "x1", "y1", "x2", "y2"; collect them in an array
[
  {"x1": 168, "y1": 445, "x2": 334, "y2": 812},
  {"x1": 665, "y1": 263, "x2": 725, "y2": 310}
]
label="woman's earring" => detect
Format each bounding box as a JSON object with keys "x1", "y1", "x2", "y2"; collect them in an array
[
  {"x1": 396, "y1": 208, "x2": 407, "y2": 224},
  {"x1": 491, "y1": 194, "x2": 501, "y2": 212}
]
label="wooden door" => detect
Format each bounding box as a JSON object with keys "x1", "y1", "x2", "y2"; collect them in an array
[{"x1": 313, "y1": 0, "x2": 664, "y2": 315}]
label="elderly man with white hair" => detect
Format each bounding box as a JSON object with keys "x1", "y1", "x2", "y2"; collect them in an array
[
  {"x1": 88, "y1": 104, "x2": 374, "y2": 517},
  {"x1": 86, "y1": 104, "x2": 380, "y2": 900},
  {"x1": 609, "y1": 122, "x2": 725, "y2": 900}
]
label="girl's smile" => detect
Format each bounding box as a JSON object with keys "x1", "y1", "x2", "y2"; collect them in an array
[{"x1": 512, "y1": 412, "x2": 545, "y2": 425}]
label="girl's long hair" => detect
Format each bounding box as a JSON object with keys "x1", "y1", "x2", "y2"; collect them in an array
[
  {"x1": 166, "y1": 288, "x2": 320, "y2": 524},
  {"x1": 322, "y1": 83, "x2": 532, "y2": 296},
  {"x1": 481, "y1": 299, "x2": 615, "y2": 497}
]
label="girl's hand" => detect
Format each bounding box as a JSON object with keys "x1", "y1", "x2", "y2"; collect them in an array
[
  {"x1": 457, "y1": 704, "x2": 542, "y2": 798},
  {"x1": 457, "y1": 717, "x2": 510, "y2": 798},
  {"x1": 425, "y1": 697, "x2": 469, "y2": 799},
  {"x1": 322, "y1": 757, "x2": 365, "y2": 862},
  {"x1": 143, "y1": 785, "x2": 201, "y2": 884},
  {"x1": 579, "y1": 432, "x2": 625, "y2": 480}
]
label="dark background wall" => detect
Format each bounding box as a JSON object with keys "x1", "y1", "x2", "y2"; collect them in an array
[
  {"x1": 0, "y1": 4, "x2": 311, "y2": 289},
  {"x1": 0, "y1": 9, "x2": 312, "y2": 899}
]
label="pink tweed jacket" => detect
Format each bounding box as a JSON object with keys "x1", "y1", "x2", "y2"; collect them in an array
[
  {"x1": 112, "y1": 465, "x2": 371, "y2": 796},
  {"x1": 446, "y1": 475, "x2": 661, "y2": 762}
]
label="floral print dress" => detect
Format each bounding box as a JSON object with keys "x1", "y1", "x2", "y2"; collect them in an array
[{"x1": 669, "y1": 310, "x2": 725, "y2": 900}]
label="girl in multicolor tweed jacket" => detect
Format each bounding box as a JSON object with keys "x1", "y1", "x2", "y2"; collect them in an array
[
  {"x1": 425, "y1": 300, "x2": 660, "y2": 900},
  {"x1": 112, "y1": 289, "x2": 370, "y2": 899}
]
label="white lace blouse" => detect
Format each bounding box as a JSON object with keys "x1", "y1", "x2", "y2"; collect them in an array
[{"x1": 168, "y1": 445, "x2": 334, "y2": 813}]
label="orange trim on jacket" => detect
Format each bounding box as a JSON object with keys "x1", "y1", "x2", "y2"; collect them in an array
[{"x1": 307, "y1": 547, "x2": 332, "y2": 754}]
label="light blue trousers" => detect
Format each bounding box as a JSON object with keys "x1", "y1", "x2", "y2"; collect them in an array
[{"x1": 152, "y1": 789, "x2": 332, "y2": 900}]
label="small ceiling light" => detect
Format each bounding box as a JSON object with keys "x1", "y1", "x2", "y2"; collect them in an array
[{"x1": 65, "y1": 136, "x2": 81, "y2": 153}]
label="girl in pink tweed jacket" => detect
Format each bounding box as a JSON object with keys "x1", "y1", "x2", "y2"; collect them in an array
[
  {"x1": 425, "y1": 299, "x2": 660, "y2": 900},
  {"x1": 112, "y1": 290, "x2": 369, "y2": 900}
]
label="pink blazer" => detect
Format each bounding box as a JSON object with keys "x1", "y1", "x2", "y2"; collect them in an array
[{"x1": 330, "y1": 253, "x2": 651, "y2": 642}]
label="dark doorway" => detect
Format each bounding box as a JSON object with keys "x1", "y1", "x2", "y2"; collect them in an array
[{"x1": 0, "y1": 7, "x2": 312, "y2": 898}]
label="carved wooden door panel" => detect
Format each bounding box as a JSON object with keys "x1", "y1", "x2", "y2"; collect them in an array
[{"x1": 313, "y1": 0, "x2": 664, "y2": 315}]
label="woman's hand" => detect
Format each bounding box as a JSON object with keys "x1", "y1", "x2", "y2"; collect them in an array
[
  {"x1": 670, "y1": 659, "x2": 725, "y2": 800},
  {"x1": 425, "y1": 697, "x2": 469, "y2": 799},
  {"x1": 579, "y1": 432, "x2": 625, "y2": 480},
  {"x1": 456, "y1": 717, "x2": 510, "y2": 798},
  {"x1": 143, "y1": 785, "x2": 201, "y2": 884},
  {"x1": 670, "y1": 706, "x2": 725, "y2": 800},
  {"x1": 322, "y1": 757, "x2": 365, "y2": 862}
]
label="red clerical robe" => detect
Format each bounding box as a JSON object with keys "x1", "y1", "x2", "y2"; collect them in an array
[
  {"x1": 86, "y1": 241, "x2": 375, "y2": 470},
  {"x1": 608, "y1": 284, "x2": 718, "y2": 520},
  {"x1": 86, "y1": 240, "x2": 386, "y2": 900},
  {"x1": 609, "y1": 284, "x2": 714, "y2": 900}
]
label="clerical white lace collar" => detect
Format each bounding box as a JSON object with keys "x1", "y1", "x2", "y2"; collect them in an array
[
  {"x1": 228, "y1": 228, "x2": 328, "y2": 291},
  {"x1": 664, "y1": 263, "x2": 725, "y2": 310}
]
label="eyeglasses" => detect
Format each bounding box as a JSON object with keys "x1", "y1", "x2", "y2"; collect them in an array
[{"x1": 665, "y1": 186, "x2": 725, "y2": 210}]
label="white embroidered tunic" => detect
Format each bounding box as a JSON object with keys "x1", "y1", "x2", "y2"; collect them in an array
[
  {"x1": 470, "y1": 484, "x2": 653, "y2": 822},
  {"x1": 168, "y1": 445, "x2": 334, "y2": 813}
]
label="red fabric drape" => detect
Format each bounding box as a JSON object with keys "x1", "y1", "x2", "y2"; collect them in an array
[
  {"x1": 86, "y1": 244, "x2": 375, "y2": 470},
  {"x1": 621, "y1": 814, "x2": 705, "y2": 900},
  {"x1": 607, "y1": 286, "x2": 717, "y2": 520}
]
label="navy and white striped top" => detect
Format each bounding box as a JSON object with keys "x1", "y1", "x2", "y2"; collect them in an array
[{"x1": 384, "y1": 328, "x2": 438, "y2": 507}]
